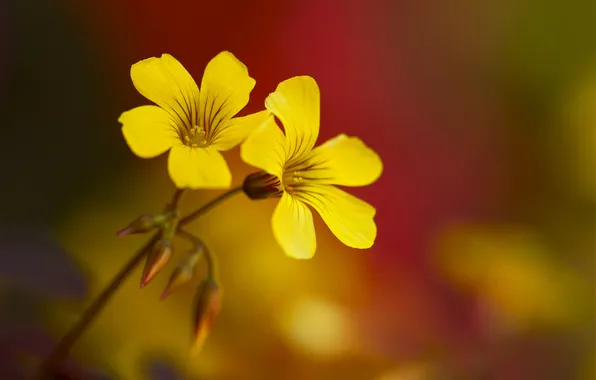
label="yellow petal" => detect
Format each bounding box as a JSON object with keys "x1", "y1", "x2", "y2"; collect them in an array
[
  {"x1": 265, "y1": 76, "x2": 320, "y2": 162},
  {"x1": 272, "y1": 193, "x2": 316, "y2": 259},
  {"x1": 199, "y1": 51, "x2": 256, "y2": 141},
  {"x1": 119, "y1": 106, "x2": 177, "y2": 158},
  {"x1": 240, "y1": 114, "x2": 287, "y2": 178},
  {"x1": 130, "y1": 54, "x2": 199, "y2": 129},
  {"x1": 297, "y1": 185, "x2": 376, "y2": 249},
  {"x1": 306, "y1": 134, "x2": 383, "y2": 186},
  {"x1": 211, "y1": 110, "x2": 271, "y2": 151},
  {"x1": 167, "y1": 145, "x2": 231, "y2": 189}
]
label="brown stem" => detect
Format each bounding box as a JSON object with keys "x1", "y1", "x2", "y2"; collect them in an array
[
  {"x1": 169, "y1": 189, "x2": 186, "y2": 209},
  {"x1": 179, "y1": 187, "x2": 243, "y2": 227},
  {"x1": 39, "y1": 186, "x2": 243, "y2": 376},
  {"x1": 38, "y1": 233, "x2": 159, "y2": 376}
]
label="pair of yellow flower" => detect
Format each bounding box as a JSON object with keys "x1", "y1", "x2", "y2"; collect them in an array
[{"x1": 119, "y1": 52, "x2": 382, "y2": 259}]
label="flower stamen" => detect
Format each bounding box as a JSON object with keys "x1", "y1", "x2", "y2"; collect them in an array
[
  {"x1": 183, "y1": 126, "x2": 208, "y2": 148},
  {"x1": 281, "y1": 168, "x2": 308, "y2": 194}
]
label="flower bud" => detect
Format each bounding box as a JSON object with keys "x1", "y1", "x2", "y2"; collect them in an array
[
  {"x1": 242, "y1": 171, "x2": 283, "y2": 200},
  {"x1": 161, "y1": 265, "x2": 193, "y2": 299},
  {"x1": 191, "y1": 278, "x2": 222, "y2": 355},
  {"x1": 140, "y1": 239, "x2": 173, "y2": 288},
  {"x1": 160, "y1": 245, "x2": 203, "y2": 299},
  {"x1": 117, "y1": 215, "x2": 163, "y2": 237}
]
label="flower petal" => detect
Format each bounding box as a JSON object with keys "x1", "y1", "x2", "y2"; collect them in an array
[
  {"x1": 297, "y1": 185, "x2": 376, "y2": 249},
  {"x1": 130, "y1": 54, "x2": 199, "y2": 129},
  {"x1": 199, "y1": 51, "x2": 256, "y2": 141},
  {"x1": 265, "y1": 76, "x2": 320, "y2": 162},
  {"x1": 272, "y1": 193, "x2": 316, "y2": 259},
  {"x1": 306, "y1": 134, "x2": 383, "y2": 186},
  {"x1": 240, "y1": 114, "x2": 287, "y2": 178},
  {"x1": 211, "y1": 110, "x2": 270, "y2": 151},
  {"x1": 167, "y1": 145, "x2": 231, "y2": 189},
  {"x1": 119, "y1": 106, "x2": 177, "y2": 158}
]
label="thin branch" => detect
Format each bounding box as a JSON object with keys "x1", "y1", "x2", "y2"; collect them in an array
[
  {"x1": 179, "y1": 187, "x2": 243, "y2": 227},
  {"x1": 39, "y1": 186, "x2": 243, "y2": 376},
  {"x1": 169, "y1": 189, "x2": 186, "y2": 209},
  {"x1": 177, "y1": 229, "x2": 217, "y2": 280},
  {"x1": 39, "y1": 232, "x2": 159, "y2": 375}
]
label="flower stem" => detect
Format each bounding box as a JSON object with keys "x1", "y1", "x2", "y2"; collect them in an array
[
  {"x1": 38, "y1": 233, "x2": 159, "y2": 377},
  {"x1": 169, "y1": 189, "x2": 186, "y2": 209},
  {"x1": 179, "y1": 187, "x2": 243, "y2": 227},
  {"x1": 177, "y1": 229, "x2": 218, "y2": 280},
  {"x1": 39, "y1": 186, "x2": 243, "y2": 376}
]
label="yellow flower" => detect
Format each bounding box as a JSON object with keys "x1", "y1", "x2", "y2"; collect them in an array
[
  {"x1": 119, "y1": 52, "x2": 267, "y2": 189},
  {"x1": 241, "y1": 76, "x2": 383, "y2": 259}
]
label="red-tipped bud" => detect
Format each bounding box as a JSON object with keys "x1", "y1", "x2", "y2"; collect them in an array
[
  {"x1": 191, "y1": 278, "x2": 222, "y2": 355},
  {"x1": 117, "y1": 215, "x2": 161, "y2": 237},
  {"x1": 161, "y1": 265, "x2": 193, "y2": 299},
  {"x1": 140, "y1": 240, "x2": 173, "y2": 287},
  {"x1": 161, "y1": 246, "x2": 204, "y2": 298}
]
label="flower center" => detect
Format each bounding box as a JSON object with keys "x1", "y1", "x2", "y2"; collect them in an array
[
  {"x1": 281, "y1": 170, "x2": 303, "y2": 193},
  {"x1": 183, "y1": 126, "x2": 209, "y2": 148}
]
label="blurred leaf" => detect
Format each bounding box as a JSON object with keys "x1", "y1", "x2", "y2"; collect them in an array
[
  {"x1": 502, "y1": 0, "x2": 596, "y2": 108},
  {"x1": 434, "y1": 224, "x2": 591, "y2": 331},
  {"x1": 578, "y1": 350, "x2": 595, "y2": 380},
  {"x1": 0, "y1": 228, "x2": 87, "y2": 300},
  {"x1": 550, "y1": 69, "x2": 596, "y2": 202}
]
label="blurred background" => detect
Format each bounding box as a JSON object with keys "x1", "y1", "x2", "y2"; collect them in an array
[{"x1": 0, "y1": 0, "x2": 594, "y2": 379}]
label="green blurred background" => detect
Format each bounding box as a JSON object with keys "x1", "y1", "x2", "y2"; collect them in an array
[{"x1": 0, "y1": 0, "x2": 594, "y2": 379}]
